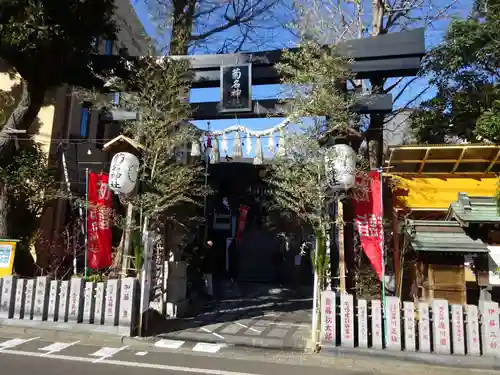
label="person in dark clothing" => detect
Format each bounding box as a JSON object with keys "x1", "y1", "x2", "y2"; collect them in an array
[{"x1": 227, "y1": 238, "x2": 239, "y2": 285}]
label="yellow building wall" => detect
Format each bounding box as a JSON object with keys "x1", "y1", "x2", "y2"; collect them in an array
[
  {"x1": 392, "y1": 176, "x2": 498, "y2": 209},
  {"x1": 0, "y1": 72, "x2": 54, "y2": 155}
]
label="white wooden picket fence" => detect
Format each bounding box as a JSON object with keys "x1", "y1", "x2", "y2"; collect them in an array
[
  {"x1": 0, "y1": 276, "x2": 139, "y2": 336},
  {"x1": 321, "y1": 291, "x2": 500, "y2": 357}
]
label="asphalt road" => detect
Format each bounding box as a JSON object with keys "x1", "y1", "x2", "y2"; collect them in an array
[{"x1": 0, "y1": 332, "x2": 497, "y2": 375}]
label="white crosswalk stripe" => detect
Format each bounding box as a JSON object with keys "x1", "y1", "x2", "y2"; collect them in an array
[
  {"x1": 154, "y1": 339, "x2": 185, "y2": 349},
  {"x1": 0, "y1": 337, "x2": 229, "y2": 357},
  {"x1": 0, "y1": 337, "x2": 39, "y2": 350},
  {"x1": 192, "y1": 342, "x2": 226, "y2": 353},
  {"x1": 39, "y1": 341, "x2": 80, "y2": 355}
]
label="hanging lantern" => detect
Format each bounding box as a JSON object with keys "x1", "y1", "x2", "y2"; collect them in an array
[
  {"x1": 325, "y1": 144, "x2": 356, "y2": 191},
  {"x1": 109, "y1": 152, "x2": 140, "y2": 195}
]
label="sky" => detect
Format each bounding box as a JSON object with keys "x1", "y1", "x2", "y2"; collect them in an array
[{"x1": 130, "y1": 0, "x2": 473, "y2": 155}]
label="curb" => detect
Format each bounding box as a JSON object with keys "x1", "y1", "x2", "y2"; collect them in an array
[{"x1": 320, "y1": 345, "x2": 500, "y2": 371}]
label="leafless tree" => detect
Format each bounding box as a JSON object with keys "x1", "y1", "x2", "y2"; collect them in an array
[{"x1": 139, "y1": 0, "x2": 285, "y2": 54}]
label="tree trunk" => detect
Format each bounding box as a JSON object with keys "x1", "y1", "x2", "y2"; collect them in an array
[
  {"x1": 0, "y1": 183, "x2": 8, "y2": 238},
  {"x1": 170, "y1": 0, "x2": 197, "y2": 55},
  {"x1": 0, "y1": 79, "x2": 45, "y2": 239}
]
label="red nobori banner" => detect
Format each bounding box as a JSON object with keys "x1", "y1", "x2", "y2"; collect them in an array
[
  {"x1": 236, "y1": 205, "x2": 249, "y2": 243},
  {"x1": 351, "y1": 170, "x2": 383, "y2": 280},
  {"x1": 87, "y1": 172, "x2": 113, "y2": 269}
]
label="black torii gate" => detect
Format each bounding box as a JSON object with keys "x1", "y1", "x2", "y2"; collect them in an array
[{"x1": 102, "y1": 28, "x2": 424, "y2": 123}]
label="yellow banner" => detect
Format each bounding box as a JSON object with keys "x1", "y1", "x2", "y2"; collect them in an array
[{"x1": 0, "y1": 241, "x2": 17, "y2": 277}]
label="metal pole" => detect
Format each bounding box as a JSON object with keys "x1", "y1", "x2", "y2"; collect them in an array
[
  {"x1": 311, "y1": 238, "x2": 319, "y2": 349},
  {"x1": 84, "y1": 168, "x2": 89, "y2": 280},
  {"x1": 203, "y1": 121, "x2": 211, "y2": 243},
  {"x1": 338, "y1": 198, "x2": 346, "y2": 294},
  {"x1": 379, "y1": 168, "x2": 386, "y2": 346}
]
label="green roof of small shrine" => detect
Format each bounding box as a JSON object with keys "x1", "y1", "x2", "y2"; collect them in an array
[
  {"x1": 446, "y1": 193, "x2": 500, "y2": 227},
  {"x1": 405, "y1": 220, "x2": 489, "y2": 253}
]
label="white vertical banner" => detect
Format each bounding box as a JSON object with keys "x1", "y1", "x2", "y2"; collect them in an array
[
  {"x1": 93, "y1": 282, "x2": 105, "y2": 325},
  {"x1": 104, "y1": 279, "x2": 120, "y2": 326},
  {"x1": 0, "y1": 275, "x2": 16, "y2": 319},
  {"x1": 385, "y1": 296, "x2": 401, "y2": 350},
  {"x1": 83, "y1": 282, "x2": 95, "y2": 324},
  {"x1": 466, "y1": 304, "x2": 480, "y2": 356},
  {"x1": 418, "y1": 302, "x2": 431, "y2": 353},
  {"x1": 47, "y1": 280, "x2": 59, "y2": 321},
  {"x1": 58, "y1": 280, "x2": 70, "y2": 322},
  {"x1": 320, "y1": 290, "x2": 336, "y2": 345},
  {"x1": 403, "y1": 301, "x2": 416, "y2": 351},
  {"x1": 479, "y1": 301, "x2": 500, "y2": 356},
  {"x1": 451, "y1": 304, "x2": 465, "y2": 355},
  {"x1": 432, "y1": 299, "x2": 451, "y2": 354},
  {"x1": 340, "y1": 294, "x2": 354, "y2": 347},
  {"x1": 371, "y1": 299, "x2": 383, "y2": 349},
  {"x1": 357, "y1": 299, "x2": 368, "y2": 348},
  {"x1": 68, "y1": 277, "x2": 84, "y2": 323},
  {"x1": 119, "y1": 277, "x2": 136, "y2": 328},
  {"x1": 14, "y1": 278, "x2": 25, "y2": 319},
  {"x1": 33, "y1": 276, "x2": 49, "y2": 320},
  {"x1": 24, "y1": 279, "x2": 35, "y2": 320}
]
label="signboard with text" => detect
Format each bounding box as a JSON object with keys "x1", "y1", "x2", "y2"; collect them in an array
[
  {"x1": 0, "y1": 241, "x2": 17, "y2": 277},
  {"x1": 220, "y1": 64, "x2": 252, "y2": 113}
]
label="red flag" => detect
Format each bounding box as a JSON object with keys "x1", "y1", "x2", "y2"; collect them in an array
[
  {"x1": 351, "y1": 171, "x2": 383, "y2": 280},
  {"x1": 87, "y1": 172, "x2": 113, "y2": 269},
  {"x1": 236, "y1": 205, "x2": 249, "y2": 243}
]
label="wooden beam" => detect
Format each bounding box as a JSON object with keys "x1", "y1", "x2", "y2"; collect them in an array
[
  {"x1": 417, "y1": 148, "x2": 431, "y2": 174},
  {"x1": 173, "y1": 29, "x2": 425, "y2": 69},
  {"x1": 188, "y1": 57, "x2": 422, "y2": 88},
  {"x1": 191, "y1": 94, "x2": 393, "y2": 120},
  {"x1": 485, "y1": 150, "x2": 500, "y2": 173},
  {"x1": 451, "y1": 148, "x2": 467, "y2": 173}
]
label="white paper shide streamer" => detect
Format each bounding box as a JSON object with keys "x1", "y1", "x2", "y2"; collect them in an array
[
  {"x1": 221, "y1": 133, "x2": 229, "y2": 155},
  {"x1": 210, "y1": 136, "x2": 220, "y2": 164},
  {"x1": 233, "y1": 132, "x2": 243, "y2": 159},
  {"x1": 254, "y1": 137, "x2": 264, "y2": 165}
]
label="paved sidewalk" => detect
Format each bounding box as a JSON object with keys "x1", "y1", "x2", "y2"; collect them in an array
[{"x1": 154, "y1": 283, "x2": 313, "y2": 351}]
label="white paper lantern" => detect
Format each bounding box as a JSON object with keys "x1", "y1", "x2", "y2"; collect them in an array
[
  {"x1": 109, "y1": 152, "x2": 140, "y2": 195},
  {"x1": 325, "y1": 144, "x2": 357, "y2": 190}
]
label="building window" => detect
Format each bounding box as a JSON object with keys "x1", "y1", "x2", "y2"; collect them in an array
[
  {"x1": 80, "y1": 103, "x2": 91, "y2": 138},
  {"x1": 104, "y1": 39, "x2": 114, "y2": 55},
  {"x1": 112, "y1": 92, "x2": 120, "y2": 106}
]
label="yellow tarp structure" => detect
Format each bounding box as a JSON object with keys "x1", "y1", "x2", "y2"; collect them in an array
[{"x1": 391, "y1": 176, "x2": 498, "y2": 210}]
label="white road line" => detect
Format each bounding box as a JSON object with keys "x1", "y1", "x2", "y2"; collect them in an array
[
  {"x1": 235, "y1": 322, "x2": 261, "y2": 333},
  {"x1": 271, "y1": 322, "x2": 309, "y2": 328},
  {"x1": 0, "y1": 337, "x2": 39, "y2": 351},
  {"x1": 90, "y1": 346, "x2": 129, "y2": 363},
  {"x1": 192, "y1": 342, "x2": 225, "y2": 353},
  {"x1": 154, "y1": 339, "x2": 185, "y2": 349},
  {"x1": 135, "y1": 351, "x2": 148, "y2": 356},
  {"x1": 0, "y1": 348, "x2": 260, "y2": 375},
  {"x1": 39, "y1": 341, "x2": 80, "y2": 356},
  {"x1": 200, "y1": 327, "x2": 225, "y2": 339}
]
